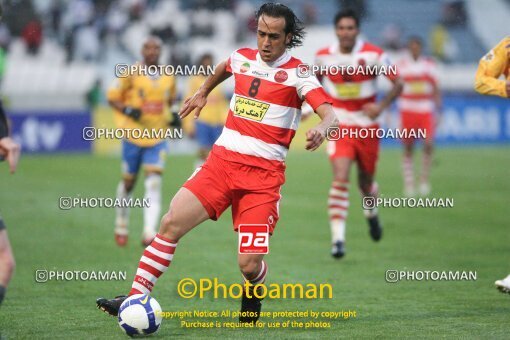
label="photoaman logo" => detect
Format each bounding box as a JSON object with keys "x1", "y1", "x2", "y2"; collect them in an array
[{"x1": 238, "y1": 224, "x2": 269, "y2": 254}]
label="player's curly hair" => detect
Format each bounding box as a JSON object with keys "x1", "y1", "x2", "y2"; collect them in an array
[{"x1": 255, "y1": 3, "x2": 306, "y2": 49}]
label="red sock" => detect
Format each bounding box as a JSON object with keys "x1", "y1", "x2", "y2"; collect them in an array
[{"x1": 129, "y1": 234, "x2": 177, "y2": 295}]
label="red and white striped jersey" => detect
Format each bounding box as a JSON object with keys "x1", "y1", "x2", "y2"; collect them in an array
[
  {"x1": 315, "y1": 39, "x2": 398, "y2": 127},
  {"x1": 397, "y1": 53, "x2": 439, "y2": 114},
  {"x1": 212, "y1": 48, "x2": 331, "y2": 171}
]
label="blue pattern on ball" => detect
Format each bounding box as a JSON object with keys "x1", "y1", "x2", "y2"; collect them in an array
[{"x1": 118, "y1": 294, "x2": 160, "y2": 336}]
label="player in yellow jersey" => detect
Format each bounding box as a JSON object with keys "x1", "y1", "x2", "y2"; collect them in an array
[
  {"x1": 475, "y1": 36, "x2": 510, "y2": 98},
  {"x1": 474, "y1": 36, "x2": 510, "y2": 294},
  {"x1": 182, "y1": 53, "x2": 228, "y2": 168},
  {"x1": 107, "y1": 36, "x2": 177, "y2": 247}
]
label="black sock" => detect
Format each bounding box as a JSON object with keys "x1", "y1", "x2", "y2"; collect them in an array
[{"x1": 0, "y1": 285, "x2": 5, "y2": 306}]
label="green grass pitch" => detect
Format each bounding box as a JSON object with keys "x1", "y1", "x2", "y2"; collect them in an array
[{"x1": 0, "y1": 146, "x2": 509, "y2": 338}]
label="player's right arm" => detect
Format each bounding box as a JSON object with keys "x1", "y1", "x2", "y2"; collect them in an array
[
  {"x1": 107, "y1": 76, "x2": 142, "y2": 120},
  {"x1": 474, "y1": 37, "x2": 510, "y2": 98},
  {"x1": 179, "y1": 60, "x2": 232, "y2": 119}
]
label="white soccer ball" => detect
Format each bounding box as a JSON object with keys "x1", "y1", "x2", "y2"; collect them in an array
[{"x1": 118, "y1": 294, "x2": 163, "y2": 337}]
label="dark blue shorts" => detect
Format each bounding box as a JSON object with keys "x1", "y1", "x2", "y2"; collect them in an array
[
  {"x1": 195, "y1": 121, "x2": 223, "y2": 148},
  {"x1": 121, "y1": 140, "x2": 168, "y2": 176}
]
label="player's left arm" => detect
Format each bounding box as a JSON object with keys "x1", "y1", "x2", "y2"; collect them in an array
[
  {"x1": 363, "y1": 52, "x2": 403, "y2": 119},
  {"x1": 306, "y1": 103, "x2": 338, "y2": 151},
  {"x1": 433, "y1": 81, "x2": 442, "y2": 126},
  {"x1": 363, "y1": 77, "x2": 403, "y2": 120},
  {"x1": 298, "y1": 75, "x2": 338, "y2": 151}
]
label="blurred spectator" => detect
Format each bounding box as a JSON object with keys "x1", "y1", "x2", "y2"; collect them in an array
[
  {"x1": 49, "y1": 0, "x2": 63, "y2": 37},
  {"x1": 86, "y1": 80, "x2": 102, "y2": 110},
  {"x1": 22, "y1": 19, "x2": 43, "y2": 55},
  {"x1": 3, "y1": 0, "x2": 37, "y2": 35},
  {"x1": 151, "y1": 25, "x2": 176, "y2": 45},
  {"x1": 105, "y1": 2, "x2": 129, "y2": 48},
  {"x1": 442, "y1": 0, "x2": 467, "y2": 27},
  {"x1": 74, "y1": 22, "x2": 100, "y2": 61},
  {"x1": 382, "y1": 23, "x2": 402, "y2": 51},
  {"x1": 338, "y1": 0, "x2": 367, "y2": 19},
  {"x1": 429, "y1": 23, "x2": 458, "y2": 63},
  {"x1": 189, "y1": 9, "x2": 214, "y2": 37},
  {"x1": 302, "y1": 2, "x2": 318, "y2": 26},
  {"x1": 0, "y1": 23, "x2": 11, "y2": 51},
  {"x1": 64, "y1": 0, "x2": 94, "y2": 29},
  {"x1": 234, "y1": 0, "x2": 256, "y2": 42},
  {"x1": 128, "y1": 1, "x2": 145, "y2": 22}
]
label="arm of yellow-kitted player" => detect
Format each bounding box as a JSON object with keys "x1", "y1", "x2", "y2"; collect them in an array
[
  {"x1": 167, "y1": 77, "x2": 182, "y2": 128},
  {"x1": 168, "y1": 76, "x2": 177, "y2": 107},
  {"x1": 474, "y1": 38, "x2": 509, "y2": 98},
  {"x1": 181, "y1": 114, "x2": 195, "y2": 137},
  {"x1": 107, "y1": 76, "x2": 141, "y2": 120}
]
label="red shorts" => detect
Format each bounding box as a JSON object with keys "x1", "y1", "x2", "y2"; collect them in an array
[
  {"x1": 327, "y1": 125, "x2": 380, "y2": 176},
  {"x1": 401, "y1": 111, "x2": 434, "y2": 144},
  {"x1": 182, "y1": 152, "x2": 284, "y2": 233}
]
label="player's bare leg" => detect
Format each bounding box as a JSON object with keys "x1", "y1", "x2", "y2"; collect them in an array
[
  {"x1": 419, "y1": 140, "x2": 433, "y2": 196},
  {"x1": 142, "y1": 169, "x2": 163, "y2": 246},
  {"x1": 402, "y1": 142, "x2": 415, "y2": 197},
  {"x1": 156, "y1": 187, "x2": 210, "y2": 241},
  {"x1": 358, "y1": 169, "x2": 382, "y2": 241},
  {"x1": 114, "y1": 175, "x2": 136, "y2": 246},
  {"x1": 328, "y1": 157, "x2": 352, "y2": 258},
  {"x1": 0, "y1": 230, "x2": 15, "y2": 306},
  {"x1": 238, "y1": 253, "x2": 267, "y2": 323},
  {"x1": 97, "y1": 187, "x2": 209, "y2": 316}
]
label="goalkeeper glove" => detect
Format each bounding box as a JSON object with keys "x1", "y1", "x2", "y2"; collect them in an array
[
  {"x1": 122, "y1": 107, "x2": 142, "y2": 120},
  {"x1": 169, "y1": 111, "x2": 182, "y2": 129}
]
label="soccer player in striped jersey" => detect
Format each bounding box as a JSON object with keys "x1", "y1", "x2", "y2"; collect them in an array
[
  {"x1": 97, "y1": 3, "x2": 338, "y2": 323},
  {"x1": 474, "y1": 36, "x2": 510, "y2": 294},
  {"x1": 315, "y1": 9, "x2": 403, "y2": 258},
  {"x1": 396, "y1": 37, "x2": 442, "y2": 197}
]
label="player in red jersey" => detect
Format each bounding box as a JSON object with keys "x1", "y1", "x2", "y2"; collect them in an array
[
  {"x1": 396, "y1": 36, "x2": 441, "y2": 197},
  {"x1": 97, "y1": 3, "x2": 337, "y2": 323},
  {"x1": 315, "y1": 9, "x2": 403, "y2": 258}
]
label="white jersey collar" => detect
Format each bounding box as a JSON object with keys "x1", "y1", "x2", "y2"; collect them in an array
[
  {"x1": 256, "y1": 50, "x2": 291, "y2": 68},
  {"x1": 329, "y1": 38, "x2": 364, "y2": 55}
]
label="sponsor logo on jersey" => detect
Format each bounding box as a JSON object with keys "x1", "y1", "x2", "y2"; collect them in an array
[
  {"x1": 240, "y1": 62, "x2": 250, "y2": 73},
  {"x1": 234, "y1": 95, "x2": 270, "y2": 122},
  {"x1": 274, "y1": 70, "x2": 288, "y2": 83},
  {"x1": 406, "y1": 80, "x2": 429, "y2": 94},
  {"x1": 335, "y1": 83, "x2": 362, "y2": 99},
  {"x1": 252, "y1": 70, "x2": 269, "y2": 78}
]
